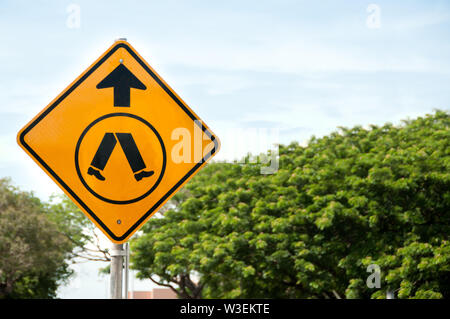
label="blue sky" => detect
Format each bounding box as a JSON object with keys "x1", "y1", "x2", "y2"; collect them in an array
[{"x1": 1, "y1": 0, "x2": 450, "y2": 297}]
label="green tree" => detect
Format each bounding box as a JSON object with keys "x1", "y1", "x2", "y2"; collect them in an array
[
  {"x1": 131, "y1": 111, "x2": 449, "y2": 299},
  {"x1": 0, "y1": 178, "x2": 73, "y2": 298}
]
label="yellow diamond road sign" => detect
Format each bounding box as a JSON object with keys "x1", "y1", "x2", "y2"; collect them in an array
[{"x1": 17, "y1": 40, "x2": 220, "y2": 243}]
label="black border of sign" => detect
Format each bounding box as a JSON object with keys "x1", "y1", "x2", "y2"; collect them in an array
[{"x1": 18, "y1": 42, "x2": 218, "y2": 241}]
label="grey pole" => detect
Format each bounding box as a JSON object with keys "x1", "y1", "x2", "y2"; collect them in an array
[
  {"x1": 124, "y1": 243, "x2": 130, "y2": 299},
  {"x1": 110, "y1": 243, "x2": 125, "y2": 299}
]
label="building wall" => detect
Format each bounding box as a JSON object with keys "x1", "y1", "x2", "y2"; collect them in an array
[{"x1": 128, "y1": 288, "x2": 177, "y2": 299}]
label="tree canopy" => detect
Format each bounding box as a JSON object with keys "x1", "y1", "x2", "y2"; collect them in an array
[
  {"x1": 0, "y1": 179, "x2": 112, "y2": 298},
  {"x1": 131, "y1": 110, "x2": 450, "y2": 299},
  {"x1": 0, "y1": 179, "x2": 73, "y2": 298}
]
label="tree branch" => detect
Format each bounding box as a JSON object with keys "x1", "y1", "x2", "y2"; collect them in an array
[{"x1": 148, "y1": 276, "x2": 180, "y2": 298}]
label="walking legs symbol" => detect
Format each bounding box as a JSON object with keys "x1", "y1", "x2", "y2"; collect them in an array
[{"x1": 88, "y1": 132, "x2": 154, "y2": 181}]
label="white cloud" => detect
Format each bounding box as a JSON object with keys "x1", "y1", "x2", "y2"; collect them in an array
[
  {"x1": 391, "y1": 11, "x2": 450, "y2": 31},
  {"x1": 0, "y1": 134, "x2": 62, "y2": 200},
  {"x1": 147, "y1": 36, "x2": 449, "y2": 76}
]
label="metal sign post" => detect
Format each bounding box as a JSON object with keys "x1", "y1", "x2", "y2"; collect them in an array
[
  {"x1": 110, "y1": 243, "x2": 125, "y2": 299},
  {"x1": 124, "y1": 243, "x2": 130, "y2": 299}
]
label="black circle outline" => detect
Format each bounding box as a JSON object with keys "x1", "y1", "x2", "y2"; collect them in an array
[{"x1": 75, "y1": 113, "x2": 166, "y2": 205}]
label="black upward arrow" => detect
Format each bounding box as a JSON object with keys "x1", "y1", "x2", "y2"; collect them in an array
[{"x1": 96, "y1": 64, "x2": 146, "y2": 107}]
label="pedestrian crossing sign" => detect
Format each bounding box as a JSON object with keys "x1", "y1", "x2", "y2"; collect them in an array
[{"x1": 17, "y1": 39, "x2": 220, "y2": 243}]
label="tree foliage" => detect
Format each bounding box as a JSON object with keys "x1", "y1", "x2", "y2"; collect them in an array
[
  {"x1": 46, "y1": 195, "x2": 111, "y2": 263},
  {"x1": 131, "y1": 110, "x2": 449, "y2": 299},
  {"x1": 0, "y1": 179, "x2": 73, "y2": 298},
  {"x1": 0, "y1": 178, "x2": 111, "y2": 298}
]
